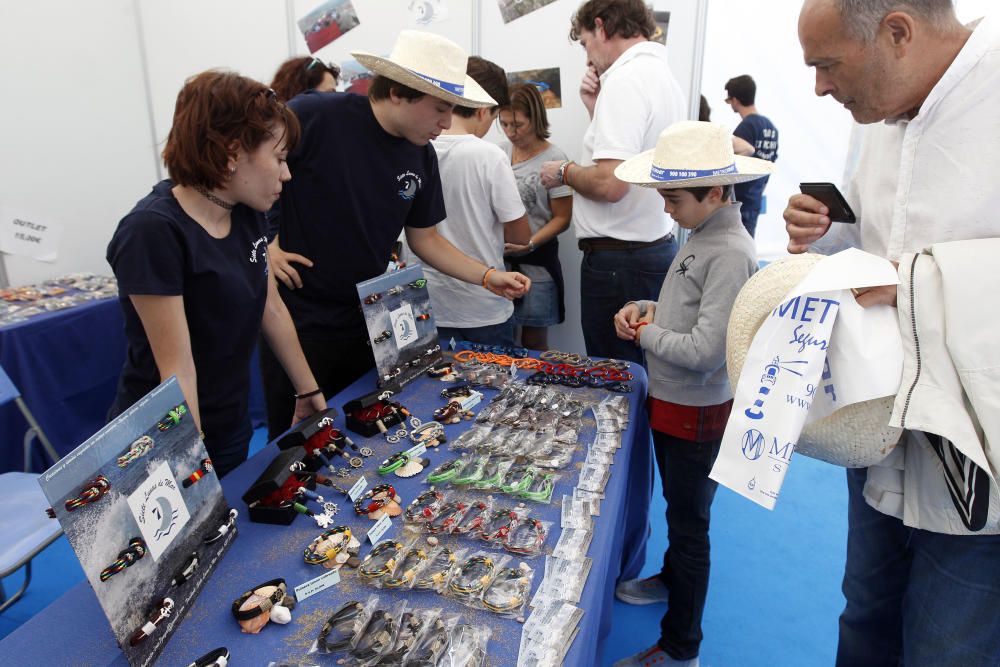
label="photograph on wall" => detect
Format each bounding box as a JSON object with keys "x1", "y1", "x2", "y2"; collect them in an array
[
  {"x1": 496, "y1": 0, "x2": 559, "y2": 24},
  {"x1": 298, "y1": 0, "x2": 361, "y2": 54},
  {"x1": 357, "y1": 263, "x2": 442, "y2": 389},
  {"x1": 337, "y1": 57, "x2": 375, "y2": 95},
  {"x1": 37, "y1": 378, "x2": 237, "y2": 667},
  {"x1": 409, "y1": 0, "x2": 450, "y2": 25},
  {"x1": 651, "y1": 10, "x2": 671, "y2": 45},
  {"x1": 507, "y1": 67, "x2": 562, "y2": 109}
]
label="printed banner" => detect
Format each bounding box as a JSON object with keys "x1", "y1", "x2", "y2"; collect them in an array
[{"x1": 710, "y1": 249, "x2": 901, "y2": 509}]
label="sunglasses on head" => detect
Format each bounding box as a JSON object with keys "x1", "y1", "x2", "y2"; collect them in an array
[{"x1": 306, "y1": 57, "x2": 340, "y2": 77}]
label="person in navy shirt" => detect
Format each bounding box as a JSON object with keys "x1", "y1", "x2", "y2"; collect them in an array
[
  {"x1": 261, "y1": 31, "x2": 531, "y2": 441},
  {"x1": 107, "y1": 71, "x2": 326, "y2": 477},
  {"x1": 725, "y1": 74, "x2": 779, "y2": 237}
]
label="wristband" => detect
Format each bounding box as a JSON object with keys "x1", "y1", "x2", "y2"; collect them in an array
[
  {"x1": 633, "y1": 321, "x2": 649, "y2": 339},
  {"x1": 481, "y1": 266, "x2": 496, "y2": 289},
  {"x1": 562, "y1": 161, "x2": 574, "y2": 188},
  {"x1": 557, "y1": 160, "x2": 572, "y2": 186},
  {"x1": 294, "y1": 388, "x2": 322, "y2": 400}
]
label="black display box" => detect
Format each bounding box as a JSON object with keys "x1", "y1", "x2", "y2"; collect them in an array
[{"x1": 240, "y1": 448, "x2": 316, "y2": 525}]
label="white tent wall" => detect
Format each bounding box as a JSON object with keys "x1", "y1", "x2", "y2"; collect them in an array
[{"x1": 0, "y1": 0, "x2": 991, "y2": 347}]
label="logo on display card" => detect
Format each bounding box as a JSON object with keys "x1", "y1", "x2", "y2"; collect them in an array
[
  {"x1": 127, "y1": 461, "x2": 191, "y2": 560},
  {"x1": 390, "y1": 303, "x2": 418, "y2": 349}
]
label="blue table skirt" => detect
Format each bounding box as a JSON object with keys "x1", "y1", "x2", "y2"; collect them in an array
[
  {"x1": 0, "y1": 298, "x2": 268, "y2": 473},
  {"x1": 0, "y1": 364, "x2": 652, "y2": 666}
]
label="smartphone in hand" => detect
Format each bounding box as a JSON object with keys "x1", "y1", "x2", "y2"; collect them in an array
[{"x1": 799, "y1": 182, "x2": 857, "y2": 223}]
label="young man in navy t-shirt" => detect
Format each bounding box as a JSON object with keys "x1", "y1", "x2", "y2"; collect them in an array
[
  {"x1": 259, "y1": 31, "x2": 531, "y2": 440},
  {"x1": 725, "y1": 74, "x2": 779, "y2": 238}
]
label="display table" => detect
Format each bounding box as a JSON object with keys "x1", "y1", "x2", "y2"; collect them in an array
[
  {"x1": 0, "y1": 362, "x2": 652, "y2": 666},
  {"x1": 0, "y1": 297, "x2": 268, "y2": 474}
]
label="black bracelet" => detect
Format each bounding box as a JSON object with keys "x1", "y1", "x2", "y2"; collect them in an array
[{"x1": 294, "y1": 388, "x2": 323, "y2": 400}]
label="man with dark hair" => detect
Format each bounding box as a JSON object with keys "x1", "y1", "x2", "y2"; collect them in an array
[
  {"x1": 724, "y1": 74, "x2": 778, "y2": 237},
  {"x1": 786, "y1": 1, "x2": 1000, "y2": 664},
  {"x1": 416, "y1": 56, "x2": 531, "y2": 344},
  {"x1": 260, "y1": 32, "x2": 530, "y2": 441},
  {"x1": 540, "y1": 0, "x2": 687, "y2": 364}
]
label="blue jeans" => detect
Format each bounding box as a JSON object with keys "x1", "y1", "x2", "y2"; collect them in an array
[
  {"x1": 438, "y1": 316, "x2": 516, "y2": 348},
  {"x1": 579, "y1": 240, "x2": 677, "y2": 364},
  {"x1": 652, "y1": 430, "x2": 722, "y2": 661},
  {"x1": 740, "y1": 206, "x2": 760, "y2": 238},
  {"x1": 837, "y1": 467, "x2": 1000, "y2": 667}
]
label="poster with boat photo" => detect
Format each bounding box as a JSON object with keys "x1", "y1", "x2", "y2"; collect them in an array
[{"x1": 37, "y1": 377, "x2": 237, "y2": 667}]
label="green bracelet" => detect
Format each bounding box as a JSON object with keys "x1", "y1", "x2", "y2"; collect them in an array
[
  {"x1": 378, "y1": 452, "x2": 409, "y2": 476},
  {"x1": 452, "y1": 456, "x2": 488, "y2": 485},
  {"x1": 427, "y1": 459, "x2": 464, "y2": 484},
  {"x1": 520, "y1": 472, "x2": 555, "y2": 502},
  {"x1": 500, "y1": 465, "x2": 535, "y2": 495}
]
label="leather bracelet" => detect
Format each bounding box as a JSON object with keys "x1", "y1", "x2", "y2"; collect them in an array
[
  {"x1": 231, "y1": 578, "x2": 289, "y2": 621},
  {"x1": 562, "y1": 161, "x2": 574, "y2": 188},
  {"x1": 413, "y1": 548, "x2": 456, "y2": 589},
  {"x1": 481, "y1": 266, "x2": 496, "y2": 289},
  {"x1": 100, "y1": 537, "x2": 147, "y2": 581},
  {"x1": 448, "y1": 555, "x2": 495, "y2": 596},
  {"x1": 482, "y1": 567, "x2": 529, "y2": 613},
  {"x1": 303, "y1": 526, "x2": 352, "y2": 565},
  {"x1": 359, "y1": 540, "x2": 403, "y2": 579},
  {"x1": 557, "y1": 160, "x2": 571, "y2": 185},
  {"x1": 65, "y1": 475, "x2": 111, "y2": 511},
  {"x1": 129, "y1": 597, "x2": 174, "y2": 646},
  {"x1": 187, "y1": 647, "x2": 230, "y2": 667},
  {"x1": 294, "y1": 388, "x2": 322, "y2": 399},
  {"x1": 383, "y1": 547, "x2": 427, "y2": 588},
  {"x1": 317, "y1": 600, "x2": 364, "y2": 653}
]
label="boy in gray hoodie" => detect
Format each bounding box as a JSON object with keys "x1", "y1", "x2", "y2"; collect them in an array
[{"x1": 609, "y1": 121, "x2": 774, "y2": 667}]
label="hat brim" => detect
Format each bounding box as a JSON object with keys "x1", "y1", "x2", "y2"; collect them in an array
[
  {"x1": 351, "y1": 51, "x2": 496, "y2": 108},
  {"x1": 615, "y1": 152, "x2": 775, "y2": 188},
  {"x1": 726, "y1": 254, "x2": 903, "y2": 468}
]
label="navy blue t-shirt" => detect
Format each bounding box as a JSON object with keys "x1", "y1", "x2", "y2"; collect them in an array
[
  {"x1": 106, "y1": 180, "x2": 269, "y2": 455},
  {"x1": 271, "y1": 91, "x2": 445, "y2": 341},
  {"x1": 733, "y1": 113, "x2": 779, "y2": 211}
]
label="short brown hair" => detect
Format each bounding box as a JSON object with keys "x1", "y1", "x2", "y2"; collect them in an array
[
  {"x1": 680, "y1": 184, "x2": 734, "y2": 202},
  {"x1": 367, "y1": 74, "x2": 426, "y2": 102},
  {"x1": 503, "y1": 83, "x2": 550, "y2": 139},
  {"x1": 163, "y1": 71, "x2": 300, "y2": 190},
  {"x1": 270, "y1": 56, "x2": 340, "y2": 103},
  {"x1": 570, "y1": 0, "x2": 656, "y2": 41},
  {"x1": 454, "y1": 56, "x2": 509, "y2": 118}
]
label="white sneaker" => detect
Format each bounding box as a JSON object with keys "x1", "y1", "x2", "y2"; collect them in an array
[
  {"x1": 611, "y1": 644, "x2": 699, "y2": 667},
  {"x1": 615, "y1": 575, "x2": 669, "y2": 605}
]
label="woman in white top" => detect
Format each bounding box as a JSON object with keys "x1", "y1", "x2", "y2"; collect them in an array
[{"x1": 500, "y1": 83, "x2": 573, "y2": 351}]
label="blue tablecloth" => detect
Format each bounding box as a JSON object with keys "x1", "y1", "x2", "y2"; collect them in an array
[
  {"x1": 0, "y1": 298, "x2": 126, "y2": 473},
  {"x1": 0, "y1": 298, "x2": 268, "y2": 474},
  {"x1": 0, "y1": 364, "x2": 653, "y2": 666}
]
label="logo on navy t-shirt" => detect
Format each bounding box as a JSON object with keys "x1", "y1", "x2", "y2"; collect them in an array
[
  {"x1": 250, "y1": 236, "x2": 268, "y2": 275},
  {"x1": 396, "y1": 171, "x2": 423, "y2": 200}
]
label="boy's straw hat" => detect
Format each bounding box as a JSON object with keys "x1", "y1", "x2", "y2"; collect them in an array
[
  {"x1": 352, "y1": 30, "x2": 495, "y2": 108},
  {"x1": 616, "y1": 121, "x2": 774, "y2": 188},
  {"x1": 726, "y1": 254, "x2": 903, "y2": 468}
]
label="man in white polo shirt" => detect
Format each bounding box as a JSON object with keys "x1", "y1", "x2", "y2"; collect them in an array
[{"x1": 542, "y1": 0, "x2": 686, "y2": 363}]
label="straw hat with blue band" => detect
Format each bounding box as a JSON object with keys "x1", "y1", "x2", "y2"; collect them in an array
[
  {"x1": 351, "y1": 30, "x2": 496, "y2": 108},
  {"x1": 615, "y1": 120, "x2": 774, "y2": 188}
]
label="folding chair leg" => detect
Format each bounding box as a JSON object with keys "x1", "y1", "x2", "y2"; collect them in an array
[
  {"x1": 16, "y1": 397, "x2": 59, "y2": 471},
  {"x1": 0, "y1": 561, "x2": 32, "y2": 614}
]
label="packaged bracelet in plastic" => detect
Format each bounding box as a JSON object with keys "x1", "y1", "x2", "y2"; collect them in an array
[
  {"x1": 498, "y1": 461, "x2": 536, "y2": 496},
  {"x1": 377, "y1": 540, "x2": 429, "y2": 591},
  {"x1": 473, "y1": 455, "x2": 513, "y2": 491},
  {"x1": 482, "y1": 561, "x2": 534, "y2": 617},
  {"x1": 504, "y1": 516, "x2": 551, "y2": 558},
  {"x1": 358, "y1": 539, "x2": 405, "y2": 585},
  {"x1": 449, "y1": 453, "x2": 492, "y2": 487},
  {"x1": 312, "y1": 597, "x2": 373, "y2": 656},
  {"x1": 350, "y1": 598, "x2": 406, "y2": 665},
  {"x1": 379, "y1": 606, "x2": 440, "y2": 666},
  {"x1": 445, "y1": 623, "x2": 492, "y2": 667},
  {"x1": 404, "y1": 488, "x2": 447, "y2": 525},
  {"x1": 448, "y1": 425, "x2": 493, "y2": 452},
  {"x1": 401, "y1": 611, "x2": 460, "y2": 666},
  {"x1": 426, "y1": 497, "x2": 471, "y2": 535},
  {"x1": 553, "y1": 418, "x2": 582, "y2": 445},
  {"x1": 519, "y1": 471, "x2": 558, "y2": 504},
  {"x1": 412, "y1": 546, "x2": 466, "y2": 594},
  {"x1": 576, "y1": 462, "x2": 611, "y2": 495},
  {"x1": 445, "y1": 551, "x2": 510, "y2": 607},
  {"x1": 521, "y1": 599, "x2": 584, "y2": 647},
  {"x1": 451, "y1": 497, "x2": 492, "y2": 536},
  {"x1": 479, "y1": 425, "x2": 513, "y2": 455},
  {"x1": 478, "y1": 506, "x2": 520, "y2": 546},
  {"x1": 424, "y1": 456, "x2": 469, "y2": 486}
]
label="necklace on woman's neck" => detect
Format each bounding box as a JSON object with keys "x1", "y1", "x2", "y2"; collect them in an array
[
  {"x1": 512, "y1": 140, "x2": 547, "y2": 164},
  {"x1": 194, "y1": 185, "x2": 235, "y2": 211}
]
